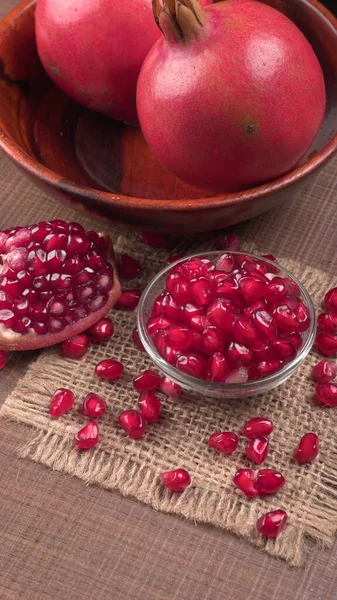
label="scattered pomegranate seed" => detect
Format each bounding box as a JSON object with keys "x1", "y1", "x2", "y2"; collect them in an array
[
  {"x1": 314, "y1": 383, "x2": 337, "y2": 406},
  {"x1": 82, "y1": 393, "x2": 106, "y2": 418},
  {"x1": 166, "y1": 254, "x2": 183, "y2": 265},
  {"x1": 61, "y1": 333, "x2": 90, "y2": 359},
  {"x1": 242, "y1": 417, "x2": 273, "y2": 439},
  {"x1": 74, "y1": 421, "x2": 99, "y2": 450},
  {"x1": 255, "y1": 469, "x2": 286, "y2": 495},
  {"x1": 87, "y1": 318, "x2": 114, "y2": 342},
  {"x1": 294, "y1": 432, "x2": 319, "y2": 464},
  {"x1": 324, "y1": 287, "x2": 337, "y2": 315},
  {"x1": 208, "y1": 431, "x2": 239, "y2": 455},
  {"x1": 119, "y1": 410, "x2": 146, "y2": 439},
  {"x1": 95, "y1": 359, "x2": 124, "y2": 380},
  {"x1": 159, "y1": 376, "x2": 182, "y2": 398},
  {"x1": 161, "y1": 468, "x2": 191, "y2": 492},
  {"x1": 115, "y1": 289, "x2": 142, "y2": 311},
  {"x1": 133, "y1": 369, "x2": 161, "y2": 392},
  {"x1": 233, "y1": 468, "x2": 259, "y2": 498},
  {"x1": 49, "y1": 388, "x2": 75, "y2": 418},
  {"x1": 138, "y1": 391, "x2": 162, "y2": 422},
  {"x1": 246, "y1": 436, "x2": 269, "y2": 464},
  {"x1": 315, "y1": 332, "x2": 337, "y2": 356},
  {"x1": 132, "y1": 327, "x2": 145, "y2": 352},
  {"x1": 118, "y1": 253, "x2": 141, "y2": 279},
  {"x1": 140, "y1": 232, "x2": 167, "y2": 248},
  {"x1": 312, "y1": 360, "x2": 337, "y2": 382},
  {"x1": 219, "y1": 233, "x2": 242, "y2": 251},
  {"x1": 0, "y1": 350, "x2": 8, "y2": 369},
  {"x1": 317, "y1": 312, "x2": 337, "y2": 334},
  {"x1": 256, "y1": 509, "x2": 287, "y2": 538}
]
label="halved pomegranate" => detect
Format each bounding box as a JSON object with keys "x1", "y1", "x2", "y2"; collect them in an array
[{"x1": 0, "y1": 221, "x2": 121, "y2": 350}]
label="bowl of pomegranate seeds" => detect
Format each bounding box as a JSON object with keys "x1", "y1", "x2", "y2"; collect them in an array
[{"x1": 137, "y1": 252, "x2": 316, "y2": 398}]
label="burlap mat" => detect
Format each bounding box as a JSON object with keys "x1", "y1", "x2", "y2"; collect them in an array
[{"x1": 1, "y1": 156, "x2": 337, "y2": 567}]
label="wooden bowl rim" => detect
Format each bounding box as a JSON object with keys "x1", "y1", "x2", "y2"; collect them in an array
[{"x1": 0, "y1": 0, "x2": 337, "y2": 213}]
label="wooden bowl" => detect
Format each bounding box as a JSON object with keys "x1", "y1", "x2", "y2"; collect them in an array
[{"x1": 0, "y1": 0, "x2": 337, "y2": 233}]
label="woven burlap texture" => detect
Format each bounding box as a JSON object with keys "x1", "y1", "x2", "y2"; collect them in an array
[{"x1": 1, "y1": 157, "x2": 337, "y2": 567}]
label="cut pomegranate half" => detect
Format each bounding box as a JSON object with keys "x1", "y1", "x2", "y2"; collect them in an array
[{"x1": 0, "y1": 221, "x2": 121, "y2": 351}]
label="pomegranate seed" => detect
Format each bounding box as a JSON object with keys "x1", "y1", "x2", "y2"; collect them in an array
[
  {"x1": 176, "y1": 354, "x2": 206, "y2": 378},
  {"x1": 293, "y1": 301, "x2": 310, "y2": 332},
  {"x1": 166, "y1": 254, "x2": 183, "y2": 265},
  {"x1": 87, "y1": 318, "x2": 114, "y2": 342},
  {"x1": 181, "y1": 257, "x2": 214, "y2": 280},
  {"x1": 257, "y1": 360, "x2": 282, "y2": 377},
  {"x1": 61, "y1": 334, "x2": 90, "y2": 359},
  {"x1": 255, "y1": 469, "x2": 286, "y2": 495},
  {"x1": 208, "y1": 431, "x2": 238, "y2": 455},
  {"x1": 252, "y1": 341, "x2": 275, "y2": 361},
  {"x1": 294, "y1": 432, "x2": 319, "y2": 464},
  {"x1": 232, "y1": 315, "x2": 260, "y2": 349},
  {"x1": 164, "y1": 345, "x2": 181, "y2": 365},
  {"x1": 215, "y1": 252, "x2": 235, "y2": 273},
  {"x1": 273, "y1": 305, "x2": 298, "y2": 333},
  {"x1": 151, "y1": 293, "x2": 165, "y2": 316},
  {"x1": 132, "y1": 327, "x2": 145, "y2": 352},
  {"x1": 189, "y1": 330, "x2": 203, "y2": 352},
  {"x1": 272, "y1": 338, "x2": 296, "y2": 362},
  {"x1": 312, "y1": 360, "x2": 337, "y2": 382},
  {"x1": 257, "y1": 509, "x2": 287, "y2": 538},
  {"x1": 246, "y1": 436, "x2": 269, "y2": 464},
  {"x1": 154, "y1": 329, "x2": 168, "y2": 357},
  {"x1": 0, "y1": 350, "x2": 8, "y2": 369},
  {"x1": 265, "y1": 277, "x2": 288, "y2": 302},
  {"x1": 238, "y1": 277, "x2": 266, "y2": 303},
  {"x1": 133, "y1": 369, "x2": 161, "y2": 392},
  {"x1": 287, "y1": 332, "x2": 303, "y2": 351},
  {"x1": 244, "y1": 299, "x2": 268, "y2": 316},
  {"x1": 166, "y1": 325, "x2": 192, "y2": 350},
  {"x1": 262, "y1": 253, "x2": 278, "y2": 264},
  {"x1": 49, "y1": 388, "x2": 75, "y2": 418},
  {"x1": 159, "y1": 376, "x2": 182, "y2": 398},
  {"x1": 252, "y1": 310, "x2": 277, "y2": 342},
  {"x1": 118, "y1": 253, "x2": 141, "y2": 279},
  {"x1": 119, "y1": 410, "x2": 146, "y2": 439},
  {"x1": 219, "y1": 233, "x2": 242, "y2": 251},
  {"x1": 188, "y1": 314, "x2": 209, "y2": 333},
  {"x1": 324, "y1": 287, "x2": 337, "y2": 315},
  {"x1": 161, "y1": 468, "x2": 191, "y2": 492},
  {"x1": 202, "y1": 326, "x2": 225, "y2": 355},
  {"x1": 214, "y1": 278, "x2": 240, "y2": 302},
  {"x1": 181, "y1": 302, "x2": 205, "y2": 324},
  {"x1": 115, "y1": 289, "x2": 141, "y2": 310},
  {"x1": 138, "y1": 391, "x2": 162, "y2": 422},
  {"x1": 315, "y1": 382, "x2": 337, "y2": 406},
  {"x1": 95, "y1": 359, "x2": 124, "y2": 380},
  {"x1": 242, "y1": 417, "x2": 273, "y2": 439},
  {"x1": 74, "y1": 422, "x2": 99, "y2": 450},
  {"x1": 82, "y1": 393, "x2": 106, "y2": 418},
  {"x1": 207, "y1": 352, "x2": 230, "y2": 382},
  {"x1": 190, "y1": 277, "x2": 215, "y2": 307},
  {"x1": 315, "y1": 332, "x2": 337, "y2": 356},
  {"x1": 233, "y1": 468, "x2": 259, "y2": 498},
  {"x1": 147, "y1": 315, "x2": 172, "y2": 336},
  {"x1": 227, "y1": 342, "x2": 254, "y2": 367},
  {"x1": 140, "y1": 231, "x2": 167, "y2": 248},
  {"x1": 225, "y1": 366, "x2": 248, "y2": 383},
  {"x1": 162, "y1": 294, "x2": 181, "y2": 321},
  {"x1": 317, "y1": 312, "x2": 337, "y2": 333},
  {"x1": 169, "y1": 275, "x2": 192, "y2": 305}
]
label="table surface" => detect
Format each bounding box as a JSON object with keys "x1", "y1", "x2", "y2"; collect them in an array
[{"x1": 1, "y1": 1, "x2": 337, "y2": 598}]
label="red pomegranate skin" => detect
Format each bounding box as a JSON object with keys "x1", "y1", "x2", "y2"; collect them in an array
[
  {"x1": 137, "y1": 0, "x2": 326, "y2": 192},
  {"x1": 35, "y1": 0, "x2": 211, "y2": 124}
]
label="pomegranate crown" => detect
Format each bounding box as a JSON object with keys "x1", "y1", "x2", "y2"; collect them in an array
[{"x1": 152, "y1": 0, "x2": 205, "y2": 43}]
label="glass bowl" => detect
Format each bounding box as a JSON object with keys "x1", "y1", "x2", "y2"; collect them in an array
[{"x1": 137, "y1": 252, "x2": 316, "y2": 399}]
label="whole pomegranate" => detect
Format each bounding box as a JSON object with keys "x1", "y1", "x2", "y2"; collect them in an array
[
  {"x1": 137, "y1": 0, "x2": 326, "y2": 192},
  {"x1": 35, "y1": 0, "x2": 212, "y2": 124}
]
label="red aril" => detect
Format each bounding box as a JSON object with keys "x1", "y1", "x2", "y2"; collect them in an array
[
  {"x1": 190, "y1": 277, "x2": 215, "y2": 307},
  {"x1": 189, "y1": 331, "x2": 203, "y2": 353},
  {"x1": 317, "y1": 312, "x2": 337, "y2": 334},
  {"x1": 271, "y1": 339, "x2": 296, "y2": 362},
  {"x1": 215, "y1": 253, "x2": 235, "y2": 273},
  {"x1": 0, "y1": 350, "x2": 8, "y2": 369},
  {"x1": 255, "y1": 470, "x2": 286, "y2": 495},
  {"x1": 166, "y1": 325, "x2": 193, "y2": 351},
  {"x1": 132, "y1": 327, "x2": 145, "y2": 352},
  {"x1": 82, "y1": 393, "x2": 106, "y2": 418},
  {"x1": 153, "y1": 329, "x2": 167, "y2": 356},
  {"x1": 133, "y1": 369, "x2": 161, "y2": 392},
  {"x1": 162, "y1": 294, "x2": 181, "y2": 322},
  {"x1": 256, "y1": 509, "x2": 287, "y2": 538},
  {"x1": 252, "y1": 311, "x2": 277, "y2": 342},
  {"x1": 314, "y1": 383, "x2": 337, "y2": 406},
  {"x1": 202, "y1": 326, "x2": 225, "y2": 355},
  {"x1": 147, "y1": 315, "x2": 172, "y2": 336},
  {"x1": 246, "y1": 436, "x2": 269, "y2": 464},
  {"x1": 0, "y1": 221, "x2": 120, "y2": 350},
  {"x1": 257, "y1": 360, "x2": 282, "y2": 377},
  {"x1": 87, "y1": 317, "x2": 114, "y2": 342},
  {"x1": 206, "y1": 299, "x2": 234, "y2": 332},
  {"x1": 188, "y1": 314, "x2": 209, "y2": 333},
  {"x1": 287, "y1": 332, "x2": 303, "y2": 351},
  {"x1": 138, "y1": 391, "x2": 162, "y2": 422},
  {"x1": 168, "y1": 275, "x2": 192, "y2": 305},
  {"x1": 176, "y1": 353, "x2": 207, "y2": 379},
  {"x1": 265, "y1": 278, "x2": 288, "y2": 302},
  {"x1": 159, "y1": 377, "x2": 182, "y2": 398},
  {"x1": 181, "y1": 303, "x2": 205, "y2": 324},
  {"x1": 118, "y1": 254, "x2": 141, "y2": 279},
  {"x1": 262, "y1": 254, "x2": 278, "y2": 265},
  {"x1": 273, "y1": 305, "x2": 298, "y2": 333},
  {"x1": 312, "y1": 360, "x2": 337, "y2": 383},
  {"x1": 164, "y1": 346, "x2": 181, "y2": 366},
  {"x1": 208, "y1": 431, "x2": 238, "y2": 455},
  {"x1": 232, "y1": 315, "x2": 260, "y2": 349},
  {"x1": 207, "y1": 352, "x2": 230, "y2": 382},
  {"x1": 151, "y1": 293, "x2": 165, "y2": 317},
  {"x1": 161, "y1": 468, "x2": 191, "y2": 492},
  {"x1": 244, "y1": 299, "x2": 268, "y2": 317},
  {"x1": 74, "y1": 422, "x2": 99, "y2": 450},
  {"x1": 227, "y1": 342, "x2": 254, "y2": 367},
  {"x1": 315, "y1": 332, "x2": 337, "y2": 356},
  {"x1": 49, "y1": 388, "x2": 75, "y2": 418},
  {"x1": 324, "y1": 287, "x2": 337, "y2": 315},
  {"x1": 238, "y1": 277, "x2": 266, "y2": 303},
  {"x1": 140, "y1": 232, "x2": 167, "y2": 248},
  {"x1": 119, "y1": 410, "x2": 146, "y2": 439},
  {"x1": 95, "y1": 359, "x2": 124, "y2": 380},
  {"x1": 115, "y1": 289, "x2": 141, "y2": 310},
  {"x1": 61, "y1": 334, "x2": 90, "y2": 359},
  {"x1": 233, "y1": 468, "x2": 259, "y2": 498},
  {"x1": 219, "y1": 234, "x2": 242, "y2": 251},
  {"x1": 242, "y1": 417, "x2": 273, "y2": 439},
  {"x1": 293, "y1": 301, "x2": 310, "y2": 332},
  {"x1": 294, "y1": 432, "x2": 319, "y2": 463}
]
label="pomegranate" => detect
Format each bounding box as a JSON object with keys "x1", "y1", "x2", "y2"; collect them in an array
[
  {"x1": 137, "y1": 0, "x2": 326, "y2": 192},
  {"x1": 0, "y1": 221, "x2": 120, "y2": 351}
]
